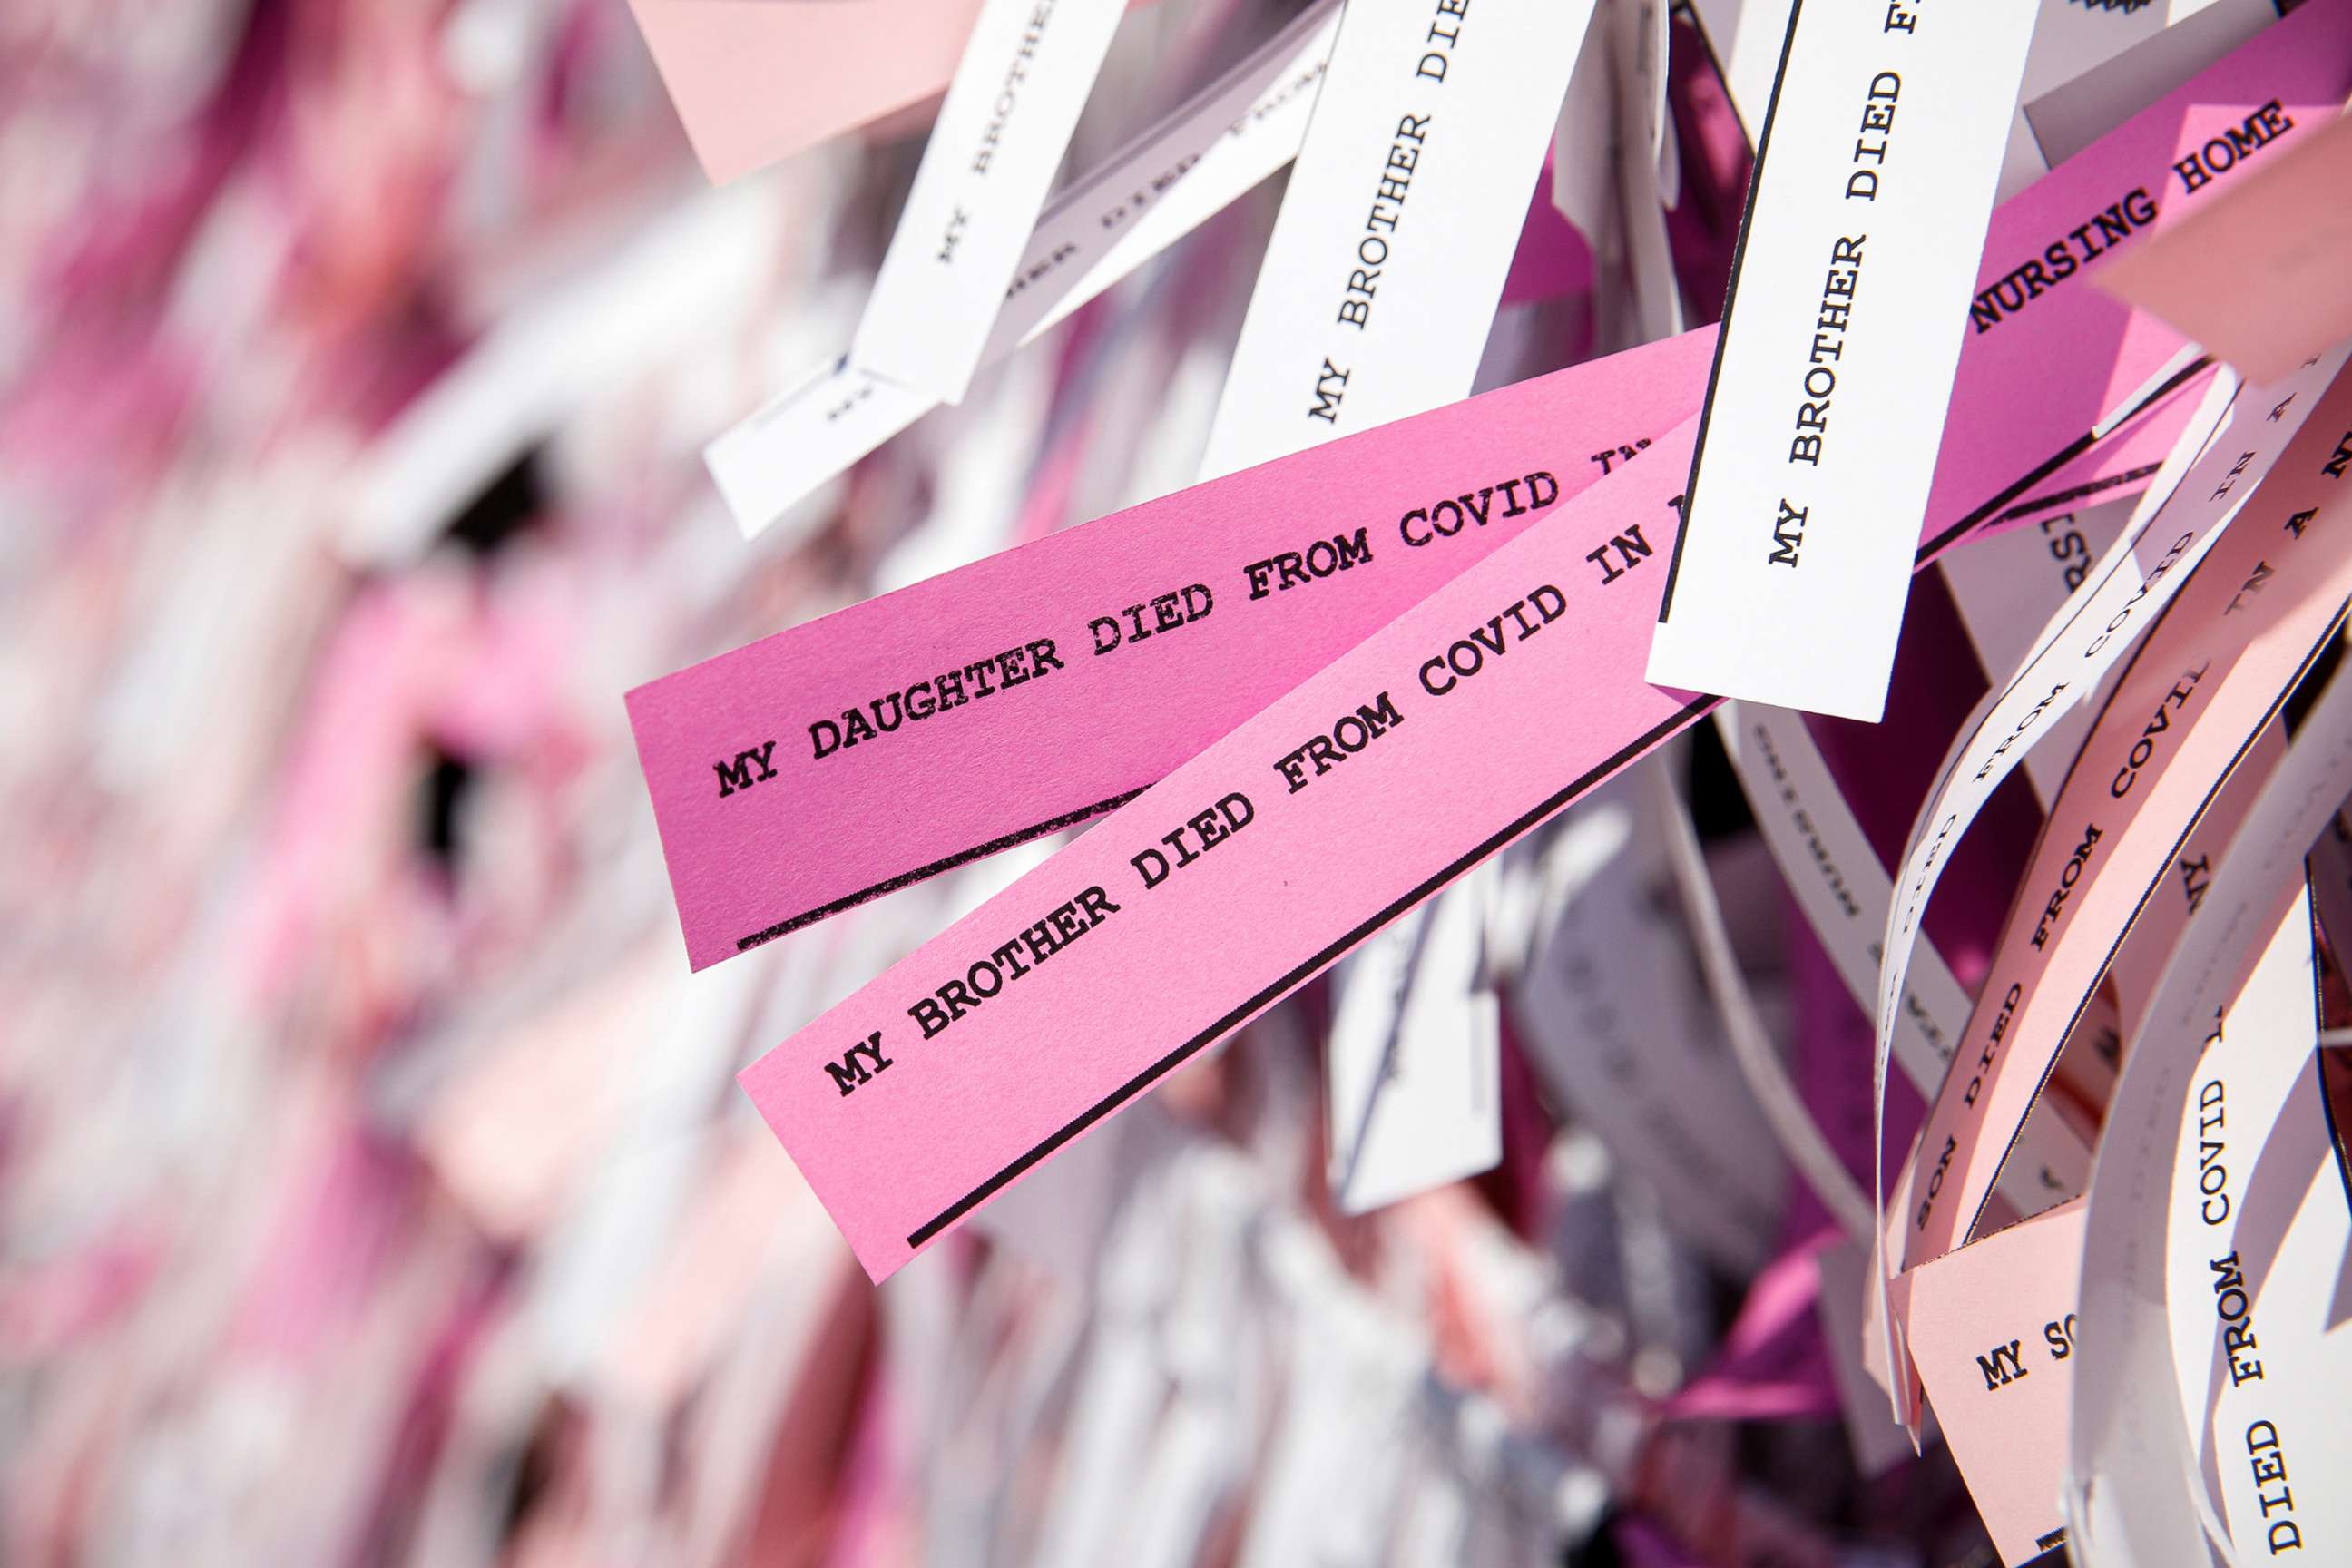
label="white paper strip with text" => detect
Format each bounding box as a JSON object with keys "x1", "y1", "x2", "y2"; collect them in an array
[
  {"x1": 1196, "y1": 0, "x2": 1596, "y2": 479},
  {"x1": 1647, "y1": 0, "x2": 2039, "y2": 720},
  {"x1": 848, "y1": 0, "x2": 1131, "y2": 403}
]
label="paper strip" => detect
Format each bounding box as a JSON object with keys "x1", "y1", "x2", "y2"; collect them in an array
[
  {"x1": 1326, "y1": 877, "x2": 1502, "y2": 1214},
  {"x1": 1647, "y1": 0, "x2": 2040, "y2": 721},
  {"x1": 1863, "y1": 348, "x2": 2308, "y2": 1419},
  {"x1": 2158, "y1": 889, "x2": 2316, "y2": 1540},
  {"x1": 1194, "y1": 0, "x2": 1596, "y2": 477},
  {"x1": 641, "y1": 328, "x2": 1720, "y2": 969},
  {"x1": 1904, "y1": 1199, "x2": 2085, "y2": 1565},
  {"x1": 847, "y1": 0, "x2": 1131, "y2": 404},
  {"x1": 2066, "y1": 627, "x2": 2352, "y2": 1568},
  {"x1": 1939, "y1": 496, "x2": 2137, "y2": 808},
  {"x1": 2097, "y1": 109, "x2": 2352, "y2": 386},
  {"x1": 2205, "y1": 1046, "x2": 2352, "y2": 1563},
  {"x1": 1897, "y1": 357, "x2": 2352, "y2": 1293},
  {"x1": 2105, "y1": 723, "x2": 2285, "y2": 1046}
]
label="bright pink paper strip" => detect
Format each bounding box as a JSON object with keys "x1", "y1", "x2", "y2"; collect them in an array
[
  {"x1": 740, "y1": 414, "x2": 1710, "y2": 1278},
  {"x1": 631, "y1": 328, "x2": 1720, "y2": 966}
]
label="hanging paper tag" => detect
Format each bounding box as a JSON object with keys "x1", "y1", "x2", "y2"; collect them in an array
[
  {"x1": 1195, "y1": 0, "x2": 1596, "y2": 477},
  {"x1": 635, "y1": 329, "x2": 1714, "y2": 969},
  {"x1": 848, "y1": 0, "x2": 1130, "y2": 404},
  {"x1": 2158, "y1": 893, "x2": 2317, "y2": 1526},
  {"x1": 1647, "y1": 0, "x2": 2039, "y2": 720},
  {"x1": 1327, "y1": 877, "x2": 1502, "y2": 1213},
  {"x1": 1906, "y1": 1200, "x2": 2086, "y2": 1565}
]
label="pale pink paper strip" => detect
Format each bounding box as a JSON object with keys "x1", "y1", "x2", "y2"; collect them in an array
[
  {"x1": 1905, "y1": 1199, "x2": 2086, "y2": 1564},
  {"x1": 1897, "y1": 363, "x2": 2352, "y2": 1288},
  {"x1": 628, "y1": 0, "x2": 987, "y2": 185},
  {"x1": 2097, "y1": 111, "x2": 2352, "y2": 385}
]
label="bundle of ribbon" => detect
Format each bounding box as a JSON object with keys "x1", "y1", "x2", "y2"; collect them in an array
[{"x1": 619, "y1": 0, "x2": 2352, "y2": 1562}]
